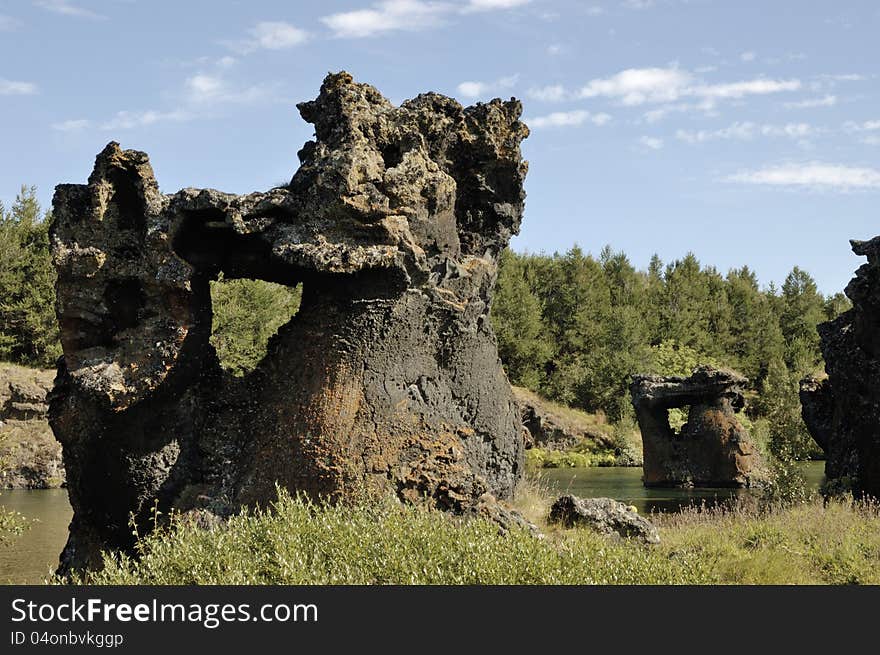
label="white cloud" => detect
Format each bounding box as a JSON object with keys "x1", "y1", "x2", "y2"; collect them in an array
[
  {"x1": 461, "y1": 0, "x2": 531, "y2": 12},
  {"x1": 100, "y1": 110, "x2": 192, "y2": 131},
  {"x1": 526, "y1": 109, "x2": 611, "y2": 129},
  {"x1": 321, "y1": 1, "x2": 450, "y2": 38},
  {"x1": 585, "y1": 6, "x2": 605, "y2": 16},
  {"x1": 785, "y1": 95, "x2": 837, "y2": 109},
  {"x1": 863, "y1": 135, "x2": 880, "y2": 146},
  {"x1": 639, "y1": 136, "x2": 663, "y2": 150},
  {"x1": 740, "y1": 51, "x2": 756, "y2": 62},
  {"x1": 623, "y1": 0, "x2": 655, "y2": 8},
  {"x1": 184, "y1": 74, "x2": 277, "y2": 106},
  {"x1": 727, "y1": 163, "x2": 880, "y2": 190},
  {"x1": 217, "y1": 56, "x2": 237, "y2": 68},
  {"x1": 52, "y1": 119, "x2": 90, "y2": 131},
  {"x1": 456, "y1": 74, "x2": 518, "y2": 99},
  {"x1": 844, "y1": 120, "x2": 880, "y2": 133},
  {"x1": 676, "y1": 121, "x2": 815, "y2": 144},
  {"x1": 527, "y1": 84, "x2": 566, "y2": 102},
  {"x1": 33, "y1": 1, "x2": 106, "y2": 20},
  {"x1": 0, "y1": 79, "x2": 37, "y2": 95},
  {"x1": 546, "y1": 43, "x2": 563, "y2": 56},
  {"x1": 579, "y1": 67, "x2": 692, "y2": 105},
  {"x1": 226, "y1": 21, "x2": 309, "y2": 53},
  {"x1": 692, "y1": 78, "x2": 801, "y2": 101}
]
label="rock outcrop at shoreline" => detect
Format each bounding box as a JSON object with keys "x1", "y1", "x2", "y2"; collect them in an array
[
  {"x1": 0, "y1": 364, "x2": 65, "y2": 489},
  {"x1": 801, "y1": 237, "x2": 880, "y2": 499},
  {"x1": 630, "y1": 366, "x2": 765, "y2": 487},
  {"x1": 49, "y1": 72, "x2": 530, "y2": 573}
]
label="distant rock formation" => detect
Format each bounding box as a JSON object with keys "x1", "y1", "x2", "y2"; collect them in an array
[
  {"x1": 0, "y1": 365, "x2": 65, "y2": 489},
  {"x1": 49, "y1": 72, "x2": 530, "y2": 574},
  {"x1": 549, "y1": 494, "x2": 660, "y2": 544},
  {"x1": 801, "y1": 237, "x2": 880, "y2": 498},
  {"x1": 630, "y1": 366, "x2": 764, "y2": 487},
  {"x1": 512, "y1": 387, "x2": 614, "y2": 452}
]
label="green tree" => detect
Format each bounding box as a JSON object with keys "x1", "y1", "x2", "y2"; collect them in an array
[
  {"x1": 0, "y1": 186, "x2": 60, "y2": 366},
  {"x1": 210, "y1": 276, "x2": 302, "y2": 376},
  {"x1": 779, "y1": 267, "x2": 825, "y2": 376}
]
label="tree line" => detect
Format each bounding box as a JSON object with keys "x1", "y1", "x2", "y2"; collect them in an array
[{"x1": 491, "y1": 246, "x2": 849, "y2": 459}]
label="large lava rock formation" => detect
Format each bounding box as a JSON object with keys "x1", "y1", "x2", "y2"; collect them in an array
[
  {"x1": 630, "y1": 366, "x2": 764, "y2": 487},
  {"x1": 49, "y1": 72, "x2": 530, "y2": 573},
  {"x1": 801, "y1": 237, "x2": 880, "y2": 499}
]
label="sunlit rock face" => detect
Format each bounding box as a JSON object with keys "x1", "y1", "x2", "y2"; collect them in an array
[
  {"x1": 801, "y1": 237, "x2": 880, "y2": 499},
  {"x1": 49, "y1": 72, "x2": 530, "y2": 574},
  {"x1": 630, "y1": 366, "x2": 765, "y2": 488}
]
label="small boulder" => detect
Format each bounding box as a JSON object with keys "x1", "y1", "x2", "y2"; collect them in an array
[{"x1": 549, "y1": 494, "x2": 660, "y2": 545}]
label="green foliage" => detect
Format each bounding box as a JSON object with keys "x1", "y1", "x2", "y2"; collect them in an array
[
  {"x1": 0, "y1": 186, "x2": 60, "y2": 367},
  {"x1": 525, "y1": 447, "x2": 616, "y2": 469},
  {"x1": 210, "y1": 276, "x2": 302, "y2": 376},
  {"x1": 492, "y1": 247, "x2": 836, "y2": 459},
  {"x1": 72, "y1": 489, "x2": 708, "y2": 585},
  {"x1": 66, "y1": 488, "x2": 880, "y2": 585}
]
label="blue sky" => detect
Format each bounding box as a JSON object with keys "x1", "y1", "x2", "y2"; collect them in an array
[{"x1": 1, "y1": 0, "x2": 878, "y2": 294}]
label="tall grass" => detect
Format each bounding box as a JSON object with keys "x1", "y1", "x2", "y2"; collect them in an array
[{"x1": 64, "y1": 486, "x2": 880, "y2": 586}]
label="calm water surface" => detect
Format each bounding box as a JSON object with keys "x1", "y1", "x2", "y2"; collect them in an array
[
  {"x1": 0, "y1": 488, "x2": 72, "y2": 584},
  {"x1": 0, "y1": 462, "x2": 826, "y2": 584},
  {"x1": 540, "y1": 461, "x2": 826, "y2": 515}
]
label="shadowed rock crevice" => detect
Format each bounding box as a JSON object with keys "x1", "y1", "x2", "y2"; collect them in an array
[
  {"x1": 49, "y1": 72, "x2": 530, "y2": 574},
  {"x1": 630, "y1": 366, "x2": 765, "y2": 488},
  {"x1": 801, "y1": 236, "x2": 880, "y2": 498}
]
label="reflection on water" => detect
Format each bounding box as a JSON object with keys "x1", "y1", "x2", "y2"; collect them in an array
[
  {"x1": 0, "y1": 488, "x2": 71, "y2": 584},
  {"x1": 539, "y1": 461, "x2": 826, "y2": 516},
  {"x1": 0, "y1": 462, "x2": 826, "y2": 584}
]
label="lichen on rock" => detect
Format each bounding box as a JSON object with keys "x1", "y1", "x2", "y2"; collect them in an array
[{"x1": 49, "y1": 72, "x2": 530, "y2": 574}]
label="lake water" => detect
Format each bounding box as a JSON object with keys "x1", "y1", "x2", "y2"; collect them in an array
[
  {"x1": 539, "y1": 461, "x2": 826, "y2": 515},
  {"x1": 0, "y1": 461, "x2": 826, "y2": 584}
]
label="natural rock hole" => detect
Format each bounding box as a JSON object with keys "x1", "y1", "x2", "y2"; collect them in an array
[{"x1": 209, "y1": 276, "x2": 302, "y2": 377}]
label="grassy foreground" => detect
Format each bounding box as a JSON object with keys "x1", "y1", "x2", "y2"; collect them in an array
[{"x1": 67, "y1": 482, "x2": 880, "y2": 585}]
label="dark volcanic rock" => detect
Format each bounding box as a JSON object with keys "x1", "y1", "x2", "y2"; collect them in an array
[
  {"x1": 549, "y1": 494, "x2": 659, "y2": 544},
  {"x1": 630, "y1": 366, "x2": 765, "y2": 487},
  {"x1": 801, "y1": 237, "x2": 880, "y2": 498},
  {"x1": 49, "y1": 72, "x2": 530, "y2": 574}
]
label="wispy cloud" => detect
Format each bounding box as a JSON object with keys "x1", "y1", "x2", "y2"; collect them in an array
[
  {"x1": 456, "y1": 74, "x2": 518, "y2": 99},
  {"x1": 577, "y1": 67, "x2": 801, "y2": 109},
  {"x1": 52, "y1": 119, "x2": 91, "y2": 132},
  {"x1": 527, "y1": 84, "x2": 566, "y2": 102},
  {"x1": 785, "y1": 95, "x2": 837, "y2": 109},
  {"x1": 727, "y1": 162, "x2": 880, "y2": 191},
  {"x1": 0, "y1": 79, "x2": 38, "y2": 95},
  {"x1": 184, "y1": 74, "x2": 278, "y2": 105},
  {"x1": 526, "y1": 109, "x2": 612, "y2": 129},
  {"x1": 100, "y1": 110, "x2": 192, "y2": 131},
  {"x1": 34, "y1": 0, "x2": 106, "y2": 20},
  {"x1": 461, "y1": 0, "x2": 531, "y2": 12},
  {"x1": 676, "y1": 122, "x2": 814, "y2": 144},
  {"x1": 322, "y1": 0, "x2": 531, "y2": 38},
  {"x1": 322, "y1": 1, "x2": 451, "y2": 38},
  {"x1": 622, "y1": 0, "x2": 655, "y2": 9},
  {"x1": 225, "y1": 21, "x2": 309, "y2": 54},
  {"x1": 639, "y1": 136, "x2": 664, "y2": 150},
  {"x1": 740, "y1": 51, "x2": 756, "y2": 62}
]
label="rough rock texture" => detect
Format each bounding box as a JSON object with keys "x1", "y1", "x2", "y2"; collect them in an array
[
  {"x1": 549, "y1": 494, "x2": 659, "y2": 544},
  {"x1": 1, "y1": 368, "x2": 51, "y2": 421},
  {"x1": 49, "y1": 72, "x2": 530, "y2": 574},
  {"x1": 0, "y1": 365, "x2": 64, "y2": 489},
  {"x1": 801, "y1": 237, "x2": 880, "y2": 498},
  {"x1": 630, "y1": 366, "x2": 764, "y2": 487},
  {"x1": 512, "y1": 386, "x2": 614, "y2": 452}
]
